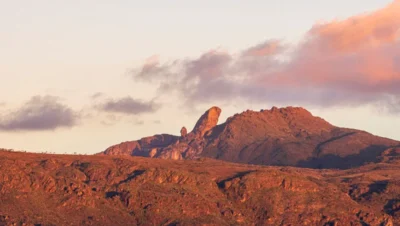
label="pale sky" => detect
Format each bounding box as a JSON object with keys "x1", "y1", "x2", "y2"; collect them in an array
[{"x1": 1, "y1": 0, "x2": 399, "y2": 154}]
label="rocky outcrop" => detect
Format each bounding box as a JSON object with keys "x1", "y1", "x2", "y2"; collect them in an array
[
  {"x1": 100, "y1": 134, "x2": 179, "y2": 157},
  {"x1": 180, "y1": 127, "x2": 187, "y2": 137},
  {"x1": 102, "y1": 141, "x2": 141, "y2": 156},
  {"x1": 100, "y1": 107, "x2": 223, "y2": 160},
  {"x1": 101, "y1": 106, "x2": 400, "y2": 169},
  {"x1": 192, "y1": 106, "x2": 221, "y2": 137},
  {"x1": 154, "y1": 107, "x2": 222, "y2": 160}
]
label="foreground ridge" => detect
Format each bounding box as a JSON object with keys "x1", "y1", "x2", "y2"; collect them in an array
[{"x1": 1, "y1": 150, "x2": 400, "y2": 225}]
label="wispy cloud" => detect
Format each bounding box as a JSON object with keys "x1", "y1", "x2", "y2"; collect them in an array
[
  {"x1": 153, "y1": 120, "x2": 161, "y2": 124},
  {"x1": 90, "y1": 92, "x2": 104, "y2": 99},
  {"x1": 96, "y1": 96, "x2": 159, "y2": 115},
  {"x1": 0, "y1": 96, "x2": 79, "y2": 131}
]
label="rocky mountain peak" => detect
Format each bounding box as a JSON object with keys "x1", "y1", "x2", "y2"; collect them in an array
[
  {"x1": 101, "y1": 105, "x2": 399, "y2": 170},
  {"x1": 191, "y1": 106, "x2": 221, "y2": 137}
]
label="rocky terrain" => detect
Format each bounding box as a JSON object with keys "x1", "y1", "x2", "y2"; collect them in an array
[
  {"x1": 2, "y1": 149, "x2": 400, "y2": 225},
  {"x1": 3, "y1": 106, "x2": 400, "y2": 225},
  {"x1": 101, "y1": 106, "x2": 399, "y2": 169}
]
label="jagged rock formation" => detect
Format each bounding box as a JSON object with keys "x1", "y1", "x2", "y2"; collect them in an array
[
  {"x1": 180, "y1": 127, "x2": 187, "y2": 137},
  {"x1": 100, "y1": 107, "x2": 223, "y2": 161},
  {"x1": 191, "y1": 106, "x2": 221, "y2": 137},
  {"x1": 0, "y1": 150, "x2": 399, "y2": 225},
  {"x1": 100, "y1": 106, "x2": 399, "y2": 169}
]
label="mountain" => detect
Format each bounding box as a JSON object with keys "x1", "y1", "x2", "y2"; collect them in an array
[
  {"x1": 100, "y1": 106, "x2": 399, "y2": 169},
  {"x1": 1, "y1": 149, "x2": 399, "y2": 226}
]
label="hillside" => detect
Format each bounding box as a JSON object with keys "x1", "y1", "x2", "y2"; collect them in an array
[
  {"x1": 101, "y1": 106, "x2": 399, "y2": 169},
  {"x1": 1, "y1": 150, "x2": 399, "y2": 225}
]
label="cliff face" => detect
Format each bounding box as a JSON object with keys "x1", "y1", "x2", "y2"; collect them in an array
[
  {"x1": 101, "y1": 106, "x2": 399, "y2": 169},
  {"x1": 0, "y1": 150, "x2": 398, "y2": 226},
  {"x1": 191, "y1": 106, "x2": 222, "y2": 137}
]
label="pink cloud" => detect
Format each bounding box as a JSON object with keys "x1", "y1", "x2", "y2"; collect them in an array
[
  {"x1": 242, "y1": 40, "x2": 283, "y2": 57},
  {"x1": 132, "y1": 1, "x2": 400, "y2": 112},
  {"x1": 309, "y1": 0, "x2": 400, "y2": 52}
]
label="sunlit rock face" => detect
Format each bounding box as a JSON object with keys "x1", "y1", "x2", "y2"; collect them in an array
[{"x1": 191, "y1": 106, "x2": 222, "y2": 137}]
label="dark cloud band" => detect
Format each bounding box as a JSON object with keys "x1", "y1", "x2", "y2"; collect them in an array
[{"x1": 96, "y1": 96, "x2": 159, "y2": 115}]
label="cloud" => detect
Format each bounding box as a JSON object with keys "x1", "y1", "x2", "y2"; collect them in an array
[
  {"x1": 0, "y1": 96, "x2": 79, "y2": 131},
  {"x1": 132, "y1": 1, "x2": 400, "y2": 112},
  {"x1": 255, "y1": 0, "x2": 400, "y2": 107},
  {"x1": 90, "y1": 92, "x2": 104, "y2": 99},
  {"x1": 131, "y1": 119, "x2": 144, "y2": 125},
  {"x1": 241, "y1": 40, "x2": 283, "y2": 57},
  {"x1": 100, "y1": 114, "x2": 122, "y2": 126},
  {"x1": 153, "y1": 120, "x2": 161, "y2": 124},
  {"x1": 134, "y1": 55, "x2": 179, "y2": 82},
  {"x1": 96, "y1": 96, "x2": 159, "y2": 115},
  {"x1": 308, "y1": 0, "x2": 400, "y2": 53}
]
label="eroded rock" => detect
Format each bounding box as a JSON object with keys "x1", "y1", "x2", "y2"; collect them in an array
[
  {"x1": 180, "y1": 127, "x2": 187, "y2": 137},
  {"x1": 192, "y1": 106, "x2": 222, "y2": 137}
]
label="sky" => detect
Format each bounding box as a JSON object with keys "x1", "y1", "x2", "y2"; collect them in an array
[{"x1": 1, "y1": 0, "x2": 399, "y2": 154}]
